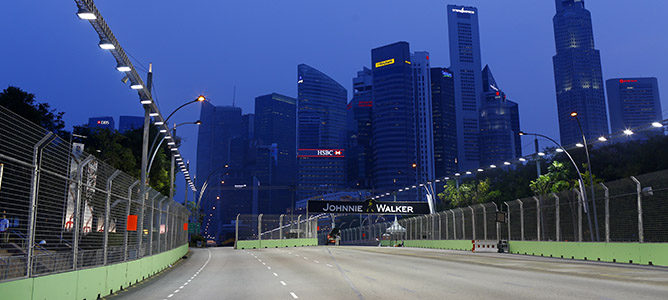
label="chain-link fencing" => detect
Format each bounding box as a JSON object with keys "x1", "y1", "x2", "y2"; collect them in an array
[
  {"x1": 235, "y1": 214, "x2": 319, "y2": 242},
  {"x1": 0, "y1": 106, "x2": 189, "y2": 282},
  {"x1": 338, "y1": 169, "x2": 668, "y2": 246}
]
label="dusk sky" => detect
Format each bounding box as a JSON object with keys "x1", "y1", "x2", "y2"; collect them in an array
[{"x1": 2, "y1": 0, "x2": 667, "y2": 203}]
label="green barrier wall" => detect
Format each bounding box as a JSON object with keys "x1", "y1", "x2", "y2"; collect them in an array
[
  {"x1": 381, "y1": 239, "x2": 473, "y2": 251},
  {"x1": 0, "y1": 244, "x2": 188, "y2": 300},
  {"x1": 235, "y1": 238, "x2": 318, "y2": 250},
  {"x1": 508, "y1": 241, "x2": 668, "y2": 266}
]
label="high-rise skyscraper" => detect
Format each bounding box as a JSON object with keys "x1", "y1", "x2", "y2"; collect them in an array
[
  {"x1": 196, "y1": 102, "x2": 244, "y2": 241},
  {"x1": 118, "y1": 116, "x2": 144, "y2": 133},
  {"x1": 371, "y1": 42, "x2": 417, "y2": 198},
  {"x1": 447, "y1": 5, "x2": 483, "y2": 172},
  {"x1": 431, "y1": 67, "x2": 458, "y2": 178},
  {"x1": 254, "y1": 93, "x2": 297, "y2": 213},
  {"x1": 411, "y1": 52, "x2": 435, "y2": 186},
  {"x1": 606, "y1": 77, "x2": 662, "y2": 135},
  {"x1": 88, "y1": 116, "x2": 114, "y2": 130},
  {"x1": 553, "y1": 0, "x2": 608, "y2": 146},
  {"x1": 297, "y1": 64, "x2": 347, "y2": 200},
  {"x1": 479, "y1": 66, "x2": 522, "y2": 165},
  {"x1": 346, "y1": 67, "x2": 373, "y2": 189}
]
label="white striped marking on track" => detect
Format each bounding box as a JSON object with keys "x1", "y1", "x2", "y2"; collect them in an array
[{"x1": 290, "y1": 292, "x2": 299, "y2": 299}]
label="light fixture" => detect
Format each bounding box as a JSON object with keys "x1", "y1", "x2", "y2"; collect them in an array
[
  {"x1": 652, "y1": 122, "x2": 663, "y2": 128},
  {"x1": 477, "y1": 168, "x2": 484, "y2": 172},
  {"x1": 131, "y1": 84, "x2": 144, "y2": 90},
  {"x1": 98, "y1": 39, "x2": 115, "y2": 50},
  {"x1": 159, "y1": 129, "x2": 167, "y2": 133},
  {"x1": 197, "y1": 95, "x2": 206, "y2": 102},
  {"x1": 154, "y1": 121, "x2": 164, "y2": 126},
  {"x1": 434, "y1": 179, "x2": 441, "y2": 183},
  {"x1": 503, "y1": 161, "x2": 511, "y2": 165},
  {"x1": 490, "y1": 165, "x2": 496, "y2": 168},
  {"x1": 519, "y1": 158, "x2": 527, "y2": 162},
  {"x1": 538, "y1": 152, "x2": 546, "y2": 156},
  {"x1": 466, "y1": 171, "x2": 472, "y2": 175},
  {"x1": 623, "y1": 129, "x2": 634, "y2": 135},
  {"x1": 570, "y1": 111, "x2": 578, "y2": 117},
  {"x1": 170, "y1": 148, "x2": 178, "y2": 151},
  {"x1": 518, "y1": 131, "x2": 525, "y2": 136},
  {"x1": 575, "y1": 143, "x2": 584, "y2": 148},
  {"x1": 412, "y1": 185, "x2": 417, "y2": 188},
  {"x1": 140, "y1": 99, "x2": 152, "y2": 105},
  {"x1": 195, "y1": 120, "x2": 202, "y2": 125},
  {"x1": 149, "y1": 112, "x2": 159, "y2": 117},
  {"x1": 455, "y1": 173, "x2": 460, "y2": 176},
  {"x1": 598, "y1": 136, "x2": 608, "y2": 142},
  {"x1": 444, "y1": 177, "x2": 449, "y2": 180},
  {"x1": 164, "y1": 136, "x2": 172, "y2": 140},
  {"x1": 555, "y1": 148, "x2": 564, "y2": 153},
  {"x1": 116, "y1": 65, "x2": 131, "y2": 72},
  {"x1": 174, "y1": 154, "x2": 181, "y2": 157},
  {"x1": 77, "y1": 7, "x2": 96, "y2": 20}
]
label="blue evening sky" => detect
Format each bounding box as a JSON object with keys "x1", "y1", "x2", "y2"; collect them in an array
[{"x1": 2, "y1": 1, "x2": 667, "y2": 203}]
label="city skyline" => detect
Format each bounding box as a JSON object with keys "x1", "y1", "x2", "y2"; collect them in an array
[{"x1": 2, "y1": 1, "x2": 668, "y2": 204}]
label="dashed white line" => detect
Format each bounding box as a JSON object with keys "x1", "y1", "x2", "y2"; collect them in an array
[
  {"x1": 290, "y1": 291, "x2": 299, "y2": 299},
  {"x1": 267, "y1": 266, "x2": 271, "y2": 270},
  {"x1": 313, "y1": 260, "x2": 319, "y2": 263},
  {"x1": 273, "y1": 272, "x2": 278, "y2": 277},
  {"x1": 303, "y1": 257, "x2": 308, "y2": 260},
  {"x1": 280, "y1": 281, "x2": 287, "y2": 286},
  {"x1": 326, "y1": 264, "x2": 333, "y2": 268},
  {"x1": 167, "y1": 294, "x2": 174, "y2": 298}
]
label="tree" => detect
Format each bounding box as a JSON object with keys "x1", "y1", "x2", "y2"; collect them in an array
[
  {"x1": 437, "y1": 178, "x2": 500, "y2": 209},
  {"x1": 0, "y1": 86, "x2": 66, "y2": 135},
  {"x1": 529, "y1": 161, "x2": 572, "y2": 195}
]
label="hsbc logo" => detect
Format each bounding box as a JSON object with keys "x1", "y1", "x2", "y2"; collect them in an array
[{"x1": 298, "y1": 149, "x2": 345, "y2": 158}]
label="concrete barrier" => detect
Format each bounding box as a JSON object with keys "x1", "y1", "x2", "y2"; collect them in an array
[
  {"x1": 235, "y1": 238, "x2": 318, "y2": 250},
  {"x1": 508, "y1": 241, "x2": 668, "y2": 266},
  {"x1": 380, "y1": 239, "x2": 473, "y2": 251},
  {"x1": 0, "y1": 244, "x2": 188, "y2": 300}
]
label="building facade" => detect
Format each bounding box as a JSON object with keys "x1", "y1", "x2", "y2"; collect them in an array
[
  {"x1": 606, "y1": 77, "x2": 662, "y2": 135},
  {"x1": 371, "y1": 42, "x2": 417, "y2": 199},
  {"x1": 297, "y1": 64, "x2": 348, "y2": 200},
  {"x1": 254, "y1": 93, "x2": 297, "y2": 214},
  {"x1": 447, "y1": 5, "x2": 483, "y2": 172},
  {"x1": 411, "y1": 52, "x2": 436, "y2": 186},
  {"x1": 87, "y1": 116, "x2": 114, "y2": 131},
  {"x1": 346, "y1": 67, "x2": 374, "y2": 189},
  {"x1": 430, "y1": 67, "x2": 458, "y2": 178},
  {"x1": 479, "y1": 66, "x2": 522, "y2": 166},
  {"x1": 552, "y1": 0, "x2": 609, "y2": 146}
]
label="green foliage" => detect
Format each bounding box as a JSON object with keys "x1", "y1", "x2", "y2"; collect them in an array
[
  {"x1": 529, "y1": 161, "x2": 572, "y2": 195},
  {"x1": 437, "y1": 178, "x2": 501, "y2": 209},
  {"x1": 0, "y1": 86, "x2": 66, "y2": 135}
]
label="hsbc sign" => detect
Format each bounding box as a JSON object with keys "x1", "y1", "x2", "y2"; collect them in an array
[{"x1": 298, "y1": 149, "x2": 345, "y2": 158}]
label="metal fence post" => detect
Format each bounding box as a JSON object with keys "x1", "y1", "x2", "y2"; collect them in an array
[
  {"x1": 72, "y1": 155, "x2": 95, "y2": 271},
  {"x1": 258, "y1": 214, "x2": 263, "y2": 242},
  {"x1": 480, "y1": 204, "x2": 487, "y2": 240},
  {"x1": 165, "y1": 203, "x2": 170, "y2": 251},
  {"x1": 630, "y1": 176, "x2": 643, "y2": 243},
  {"x1": 552, "y1": 193, "x2": 560, "y2": 242},
  {"x1": 296, "y1": 215, "x2": 301, "y2": 239},
  {"x1": 444, "y1": 211, "x2": 449, "y2": 240},
  {"x1": 279, "y1": 214, "x2": 284, "y2": 239},
  {"x1": 533, "y1": 196, "x2": 541, "y2": 241},
  {"x1": 234, "y1": 214, "x2": 239, "y2": 249},
  {"x1": 125, "y1": 180, "x2": 139, "y2": 261},
  {"x1": 26, "y1": 133, "x2": 54, "y2": 277},
  {"x1": 148, "y1": 194, "x2": 160, "y2": 256},
  {"x1": 103, "y1": 170, "x2": 121, "y2": 265},
  {"x1": 491, "y1": 202, "x2": 499, "y2": 241},
  {"x1": 438, "y1": 212, "x2": 442, "y2": 239},
  {"x1": 470, "y1": 206, "x2": 476, "y2": 240},
  {"x1": 574, "y1": 188, "x2": 583, "y2": 242},
  {"x1": 452, "y1": 210, "x2": 457, "y2": 239},
  {"x1": 600, "y1": 183, "x2": 609, "y2": 243},
  {"x1": 517, "y1": 199, "x2": 524, "y2": 241},
  {"x1": 504, "y1": 202, "x2": 511, "y2": 241}
]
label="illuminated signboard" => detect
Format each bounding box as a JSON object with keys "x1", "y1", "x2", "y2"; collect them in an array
[
  {"x1": 441, "y1": 70, "x2": 453, "y2": 78},
  {"x1": 96, "y1": 120, "x2": 110, "y2": 125},
  {"x1": 619, "y1": 79, "x2": 638, "y2": 83},
  {"x1": 452, "y1": 7, "x2": 475, "y2": 14},
  {"x1": 375, "y1": 58, "x2": 395, "y2": 68},
  {"x1": 358, "y1": 101, "x2": 372, "y2": 107},
  {"x1": 405, "y1": 60, "x2": 411, "y2": 64},
  {"x1": 298, "y1": 149, "x2": 345, "y2": 158}
]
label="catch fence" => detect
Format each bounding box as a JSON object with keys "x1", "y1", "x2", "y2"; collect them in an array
[
  {"x1": 338, "y1": 169, "x2": 668, "y2": 245},
  {"x1": 0, "y1": 105, "x2": 189, "y2": 282}
]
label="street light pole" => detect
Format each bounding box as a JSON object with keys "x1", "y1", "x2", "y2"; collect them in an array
[
  {"x1": 519, "y1": 131, "x2": 594, "y2": 242},
  {"x1": 571, "y1": 112, "x2": 600, "y2": 241}
]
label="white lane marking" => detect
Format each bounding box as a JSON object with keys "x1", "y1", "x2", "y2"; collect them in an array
[
  {"x1": 280, "y1": 281, "x2": 287, "y2": 286},
  {"x1": 167, "y1": 294, "x2": 174, "y2": 298},
  {"x1": 326, "y1": 264, "x2": 333, "y2": 267},
  {"x1": 267, "y1": 266, "x2": 271, "y2": 270},
  {"x1": 174, "y1": 289, "x2": 180, "y2": 293},
  {"x1": 179, "y1": 286, "x2": 184, "y2": 289},
  {"x1": 313, "y1": 260, "x2": 319, "y2": 263},
  {"x1": 303, "y1": 257, "x2": 308, "y2": 260},
  {"x1": 262, "y1": 262, "x2": 266, "y2": 265},
  {"x1": 295, "y1": 254, "x2": 300, "y2": 257},
  {"x1": 273, "y1": 272, "x2": 278, "y2": 277},
  {"x1": 290, "y1": 292, "x2": 299, "y2": 299}
]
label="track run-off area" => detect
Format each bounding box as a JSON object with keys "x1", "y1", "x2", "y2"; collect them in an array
[{"x1": 110, "y1": 246, "x2": 668, "y2": 300}]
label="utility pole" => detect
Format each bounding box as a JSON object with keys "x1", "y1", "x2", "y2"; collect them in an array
[{"x1": 138, "y1": 63, "x2": 153, "y2": 256}]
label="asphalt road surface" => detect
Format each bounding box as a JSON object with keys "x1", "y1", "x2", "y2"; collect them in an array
[{"x1": 109, "y1": 246, "x2": 668, "y2": 300}]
